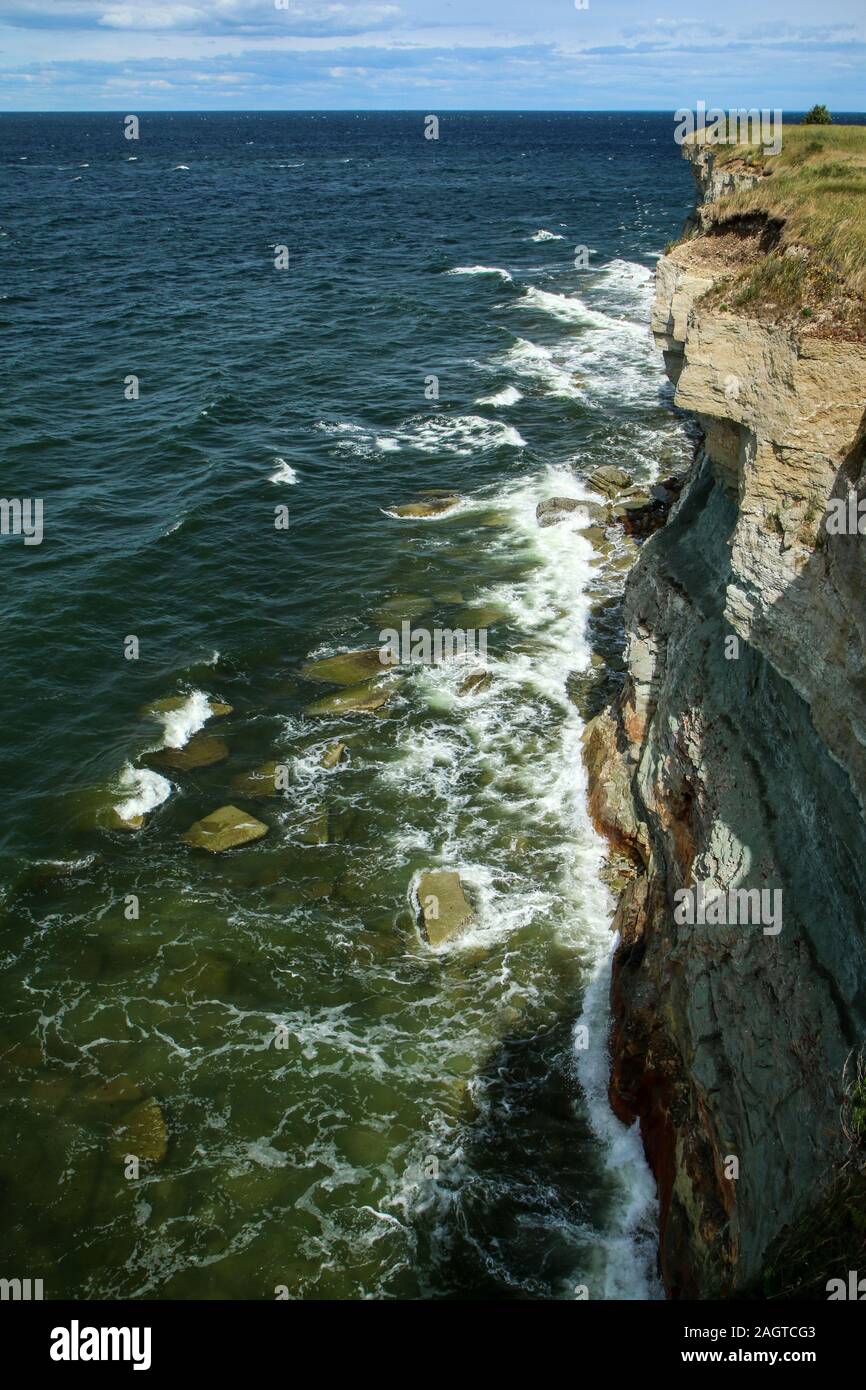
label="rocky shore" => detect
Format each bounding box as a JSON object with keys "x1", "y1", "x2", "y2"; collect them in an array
[{"x1": 584, "y1": 135, "x2": 866, "y2": 1297}]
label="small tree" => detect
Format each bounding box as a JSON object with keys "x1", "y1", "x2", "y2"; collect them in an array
[{"x1": 802, "y1": 104, "x2": 832, "y2": 125}]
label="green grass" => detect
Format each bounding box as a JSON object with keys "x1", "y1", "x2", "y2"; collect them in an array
[{"x1": 704, "y1": 125, "x2": 866, "y2": 299}]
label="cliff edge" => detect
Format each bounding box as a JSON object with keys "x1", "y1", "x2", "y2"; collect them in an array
[{"x1": 585, "y1": 126, "x2": 866, "y2": 1298}]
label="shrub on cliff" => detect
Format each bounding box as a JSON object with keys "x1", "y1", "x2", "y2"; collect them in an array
[{"x1": 802, "y1": 105, "x2": 833, "y2": 125}]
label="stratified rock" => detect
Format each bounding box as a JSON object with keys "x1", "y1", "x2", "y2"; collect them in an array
[
  {"x1": 589, "y1": 465, "x2": 633, "y2": 498},
  {"x1": 416, "y1": 870, "x2": 476, "y2": 946},
  {"x1": 458, "y1": 671, "x2": 493, "y2": 696},
  {"x1": 301, "y1": 648, "x2": 392, "y2": 685},
  {"x1": 109, "y1": 1097, "x2": 168, "y2": 1164},
  {"x1": 181, "y1": 805, "x2": 269, "y2": 853},
  {"x1": 303, "y1": 679, "x2": 395, "y2": 716},
  {"x1": 320, "y1": 742, "x2": 347, "y2": 768},
  {"x1": 146, "y1": 735, "x2": 229, "y2": 771}
]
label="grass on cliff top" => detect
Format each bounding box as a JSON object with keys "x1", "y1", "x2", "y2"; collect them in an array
[{"x1": 699, "y1": 125, "x2": 866, "y2": 301}]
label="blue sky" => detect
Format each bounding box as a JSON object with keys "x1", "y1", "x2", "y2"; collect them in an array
[{"x1": 0, "y1": 0, "x2": 863, "y2": 111}]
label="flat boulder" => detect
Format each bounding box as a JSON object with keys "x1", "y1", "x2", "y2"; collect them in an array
[
  {"x1": 182, "y1": 804, "x2": 269, "y2": 853},
  {"x1": 589, "y1": 466, "x2": 633, "y2": 498},
  {"x1": 146, "y1": 735, "x2": 229, "y2": 772},
  {"x1": 537, "y1": 497, "x2": 609, "y2": 528},
  {"x1": 386, "y1": 495, "x2": 460, "y2": 518},
  {"x1": 303, "y1": 678, "x2": 395, "y2": 717},
  {"x1": 416, "y1": 870, "x2": 477, "y2": 946},
  {"x1": 301, "y1": 648, "x2": 392, "y2": 685}
]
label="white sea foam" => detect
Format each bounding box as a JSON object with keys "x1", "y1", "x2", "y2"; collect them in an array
[
  {"x1": 475, "y1": 385, "x2": 522, "y2": 407},
  {"x1": 530, "y1": 229, "x2": 565, "y2": 242},
  {"x1": 158, "y1": 689, "x2": 212, "y2": 749},
  {"x1": 113, "y1": 765, "x2": 172, "y2": 821},
  {"x1": 269, "y1": 457, "x2": 298, "y2": 484},
  {"x1": 446, "y1": 265, "x2": 513, "y2": 283},
  {"x1": 319, "y1": 414, "x2": 525, "y2": 459},
  {"x1": 374, "y1": 461, "x2": 661, "y2": 1294}
]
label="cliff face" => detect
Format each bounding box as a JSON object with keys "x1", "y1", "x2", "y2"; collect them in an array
[{"x1": 585, "y1": 143, "x2": 866, "y2": 1297}]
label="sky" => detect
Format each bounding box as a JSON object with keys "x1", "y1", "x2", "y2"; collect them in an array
[{"x1": 0, "y1": 0, "x2": 863, "y2": 112}]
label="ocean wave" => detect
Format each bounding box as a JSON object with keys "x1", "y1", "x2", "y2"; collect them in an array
[
  {"x1": 446, "y1": 265, "x2": 513, "y2": 284},
  {"x1": 319, "y1": 415, "x2": 525, "y2": 459},
  {"x1": 517, "y1": 285, "x2": 617, "y2": 328},
  {"x1": 270, "y1": 457, "x2": 299, "y2": 484},
  {"x1": 157, "y1": 689, "x2": 212, "y2": 749},
  {"x1": 530, "y1": 229, "x2": 565, "y2": 242},
  {"x1": 474, "y1": 385, "x2": 523, "y2": 408},
  {"x1": 113, "y1": 765, "x2": 172, "y2": 821}
]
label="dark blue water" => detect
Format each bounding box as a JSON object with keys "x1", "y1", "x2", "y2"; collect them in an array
[{"x1": 0, "y1": 113, "x2": 693, "y2": 1299}]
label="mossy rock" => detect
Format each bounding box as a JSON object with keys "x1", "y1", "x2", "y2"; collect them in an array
[
  {"x1": 182, "y1": 804, "x2": 269, "y2": 853},
  {"x1": 301, "y1": 648, "x2": 390, "y2": 686},
  {"x1": 139, "y1": 694, "x2": 232, "y2": 719},
  {"x1": 416, "y1": 870, "x2": 477, "y2": 946},
  {"x1": 107, "y1": 807, "x2": 145, "y2": 832},
  {"x1": 386, "y1": 496, "x2": 460, "y2": 518},
  {"x1": 303, "y1": 678, "x2": 396, "y2": 717},
  {"x1": 146, "y1": 734, "x2": 229, "y2": 772}
]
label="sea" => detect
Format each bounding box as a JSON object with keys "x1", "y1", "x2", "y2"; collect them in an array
[{"x1": 0, "y1": 111, "x2": 696, "y2": 1299}]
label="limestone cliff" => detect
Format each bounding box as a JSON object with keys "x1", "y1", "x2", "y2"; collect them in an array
[{"x1": 585, "y1": 140, "x2": 866, "y2": 1298}]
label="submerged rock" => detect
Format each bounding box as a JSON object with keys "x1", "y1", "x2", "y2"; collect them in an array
[
  {"x1": 230, "y1": 762, "x2": 284, "y2": 798},
  {"x1": 589, "y1": 465, "x2": 633, "y2": 498},
  {"x1": 146, "y1": 735, "x2": 229, "y2": 771},
  {"x1": 181, "y1": 804, "x2": 269, "y2": 853},
  {"x1": 458, "y1": 671, "x2": 493, "y2": 696},
  {"x1": 301, "y1": 648, "x2": 392, "y2": 685},
  {"x1": 303, "y1": 678, "x2": 395, "y2": 716},
  {"x1": 416, "y1": 870, "x2": 477, "y2": 946},
  {"x1": 297, "y1": 809, "x2": 330, "y2": 845},
  {"x1": 110, "y1": 1097, "x2": 168, "y2": 1164},
  {"x1": 453, "y1": 604, "x2": 506, "y2": 629},
  {"x1": 108, "y1": 807, "x2": 145, "y2": 832}
]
